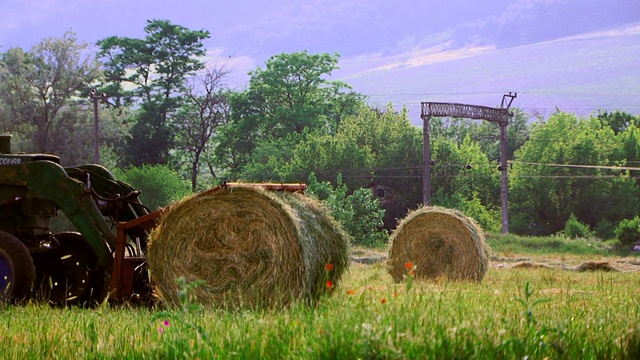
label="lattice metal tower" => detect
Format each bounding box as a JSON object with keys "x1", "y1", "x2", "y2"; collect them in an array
[{"x1": 421, "y1": 93, "x2": 516, "y2": 234}]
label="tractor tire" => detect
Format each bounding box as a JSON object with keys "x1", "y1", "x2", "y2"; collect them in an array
[
  {"x1": 0, "y1": 231, "x2": 35, "y2": 303},
  {"x1": 35, "y1": 232, "x2": 108, "y2": 307}
]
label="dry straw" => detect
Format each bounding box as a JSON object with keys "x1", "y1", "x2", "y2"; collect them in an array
[
  {"x1": 147, "y1": 185, "x2": 349, "y2": 309},
  {"x1": 387, "y1": 206, "x2": 489, "y2": 282}
]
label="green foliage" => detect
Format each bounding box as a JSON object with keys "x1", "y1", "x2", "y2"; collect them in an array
[
  {"x1": 97, "y1": 19, "x2": 210, "y2": 167},
  {"x1": 307, "y1": 173, "x2": 388, "y2": 247},
  {"x1": 285, "y1": 104, "x2": 423, "y2": 229},
  {"x1": 485, "y1": 232, "x2": 615, "y2": 256},
  {"x1": 123, "y1": 102, "x2": 174, "y2": 166},
  {"x1": 614, "y1": 216, "x2": 640, "y2": 247},
  {"x1": 115, "y1": 165, "x2": 192, "y2": 211},
  {"x1": 436, "y1": 192, "x2": 500, "y2": 233},
  {"x1": 0, "y1": 32, "x2": 101, "y2": 158},
  {"x1": 594, "y1": 219, "x2": 616, "y2": 240},
  {"x1": 214, "y1": 51, "x2": 364, "y2": 179},
  {"x1": 511, "y1": 112, "x2": 640, "y2": 235},
  {"x1": 429, "y1": 122, "x2": 500, "y2": 213},
  {"x1": 562, "y1": 213, "x2": 593, "y2": 239}
]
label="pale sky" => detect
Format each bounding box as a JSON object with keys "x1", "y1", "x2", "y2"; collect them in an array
[{"x1": 1, "y1": 0, "x2": 639, "y2": 118}]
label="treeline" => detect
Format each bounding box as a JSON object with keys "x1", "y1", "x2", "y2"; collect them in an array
[{"x1": 1, "y1": 20, "x2": 639, "y2": 243}]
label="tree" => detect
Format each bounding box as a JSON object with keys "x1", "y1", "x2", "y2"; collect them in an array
[
  {"x1": 510, "y1": 112, "x2": 639, "y2": 235},
  {"x1": 172, "y1": 68, "x2": 231, "y2": 191},
  {"x1": 214, "y1": 51, "x2": 364, "y2": 178},
  {"x1": 97, "y1": 19, "x2": 210, "y2": 166},
  {"x1": 277, "y1": 104, "x2": 423, "y2": 229},
  {"x1": 0, "y1": 32, "x2": 101, "y2": 158}
]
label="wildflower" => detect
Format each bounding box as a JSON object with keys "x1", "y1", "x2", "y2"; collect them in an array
[
  {"x1": 393, "y1": 292, "x2": 399, "y2": 297},
  {"x1": 326, "y1": 280, "x2": 334, "y2": 289},
  {"x1": 158, "y1": 327, "x2": 163, "y2": 334},
  {"x1": 409, "y1": 269, "x2": 416, "y2": 276},
  {"x1": 381, "y1": 298, "x2": 387, "y2": 304},
  {"x1": 163, "y1": 320, "x2": 170, "y2": 327},
  {"x1": 347, "y1": 289, "x2": 356, "y2": 295},
  {"x1": 325, "y1": 264, "x2": 334, "y2": 271},
  {"x1": 404, "y1": 262, "x2": 413, "y2": 269}
]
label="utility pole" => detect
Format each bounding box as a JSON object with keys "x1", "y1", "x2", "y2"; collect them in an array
[
  {"x1": 90, "y1": 90, "x2": 113, "y2": 164},
  {"x1": 498, "y1": 92, "x2": 517, "y2": 234}
]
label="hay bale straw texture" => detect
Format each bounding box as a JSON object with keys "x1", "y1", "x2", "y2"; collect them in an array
[
  {"x1": 147, "y1": 185, "x2": 349, "y2": 309},
  {"x1": 387, "y1": 206, "x2": 489, "y2": 282}
]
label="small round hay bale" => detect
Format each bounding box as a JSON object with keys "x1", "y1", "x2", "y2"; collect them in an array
[
  {"x1": 147, "y1": 185, "x2": 349, "y2": 309},
  {"x1": 574, "y1": 261, "x2": 618, "y2": 272},
  {"x1": 387, "y1": 206, "x2": 489, "y2": 282}
]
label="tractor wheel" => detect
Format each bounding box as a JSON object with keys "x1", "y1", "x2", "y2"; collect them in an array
[
  {"x1": 0, "y1": 231, "x2": 35, "y2": 303},
  {"x1": 35, "y1": 232, "x2": 107, "y2": 307}
]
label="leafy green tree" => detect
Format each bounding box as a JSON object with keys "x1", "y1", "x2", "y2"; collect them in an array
[
  {"x1": 0, "y1": 32, "x2": 101, "y2": 159},
  {"x1": 470, "y1": 108, "x2": 530, "y2": 162},
  {"x1": 430, "y1": 134, "x2": 499, "y2": 209},
  {"x1": 214, "y1": 51, "x2": 364, "y2": 178},
  {"x1": 273, "y1": 104, "x2": 423, "y2": 229},
  {"x1": 597, "y1": 110, "x2": 639, "y2": 135},
  {"x1": 97, "y1": 19, "x2": 210, "y2": 166},
  {"x1": 510, "y1": 112, "x2": 639, "y2": 235}
]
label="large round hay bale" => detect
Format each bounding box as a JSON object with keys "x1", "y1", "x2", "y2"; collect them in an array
[
  {"x1": 387, "y1": 206, "x2": 489, "y2": 282},
  {"x1": 147, "y1": 185, "x2": 349, "y2": 309}
]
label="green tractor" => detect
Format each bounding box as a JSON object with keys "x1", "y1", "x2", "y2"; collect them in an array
[{"x1": 0, "y1": 135, "x2": 152, "y2": 306}]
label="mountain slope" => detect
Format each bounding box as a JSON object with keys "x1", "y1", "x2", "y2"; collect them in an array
[{"x1": 337, "y1": 23, "x2": 640, "y2": 124}]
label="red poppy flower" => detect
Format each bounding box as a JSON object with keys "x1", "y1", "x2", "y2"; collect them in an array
[
  {"x1": 326, "y1": 280, "x2": 334, "y2": 289},
  {"x1": 325, "y1": 264, "x2": 334, "y2": 271},
  {"x1": 405, "y1": 262, "x2": 413, "y2": 269},
  {"x1": 381, "y1": 298, "x2": 387, "y2": 304}
]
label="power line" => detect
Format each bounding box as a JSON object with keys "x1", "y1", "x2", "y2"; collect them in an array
[{"x1": 510, "y1": 161, "x2": 640, "y2": 171}]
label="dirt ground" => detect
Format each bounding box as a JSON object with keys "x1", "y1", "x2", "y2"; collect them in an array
[{"x1": 349, "y1": 248, "x2": 640, "y2": 272}]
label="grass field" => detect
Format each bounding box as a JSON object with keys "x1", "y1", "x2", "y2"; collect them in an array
[{"x1": 1, "y1": 235, "x2": 640, "y2": 359}]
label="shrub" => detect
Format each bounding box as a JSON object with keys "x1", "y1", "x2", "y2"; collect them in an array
[
  {"x1": 594, "y1": 219, "x2": 615, "y2": 240},
  {"x1": 563, "y1": 213, "x2": 593, "y2": 239},
  {"x1": 115, "y1": 165, "x2": 192, "y2": 211},
  {"x1": 307, "y1": 173, "x2": 388, "y2": 247},
  {"x1": 614, "y1": 216, "x2": 640, "y2": 247},
  {"x1": 435, "y1": 192, "x2": 500, "y2": 233}
]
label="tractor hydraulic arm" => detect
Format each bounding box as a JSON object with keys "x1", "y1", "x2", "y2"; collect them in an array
[{"x1": 0, "y1": 160, "x2": 115, "y2": 268}]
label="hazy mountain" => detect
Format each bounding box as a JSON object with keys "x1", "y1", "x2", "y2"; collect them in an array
[{"x1": 335, "y1": 21, "x2": 640, "y2": 125}]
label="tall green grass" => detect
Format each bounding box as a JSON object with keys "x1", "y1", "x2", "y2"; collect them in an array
[
  {"x1": 486, "y1": 232, "x2": 623, "y2": 257},
  {"x1": 2, "y1": 261, "x2": 640, "y2": 359}
]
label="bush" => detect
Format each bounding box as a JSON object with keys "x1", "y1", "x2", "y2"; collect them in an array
[
  {"x1": 595, "y1": 219, "x2": 615, "y2": 240},
  {"x1": 115, "y1": 165, "x2": 192, "y2": 211},
  {"x1": 307, "y1": 173, "x2": 388, "y2": 247},
  {"x1": 563, "y1": 213, "x2": 593, "y2": 239},
  {"x1": 435, "y1": 192, "x2": 500, "y2": 233},
  {"x1": 614, "y1": 216, "x2": 640, "y2": 247}
]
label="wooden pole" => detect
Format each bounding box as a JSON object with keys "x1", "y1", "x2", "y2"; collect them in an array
[
  {"x1": 422, "y1": 115, "x2": 431, "y2": 205},
  {"x1": 499, "y1": 121, "x2": 509, "y2": 234},
  {"x1": 92, "y1": 95, "x2": 100, "y2": 164}
]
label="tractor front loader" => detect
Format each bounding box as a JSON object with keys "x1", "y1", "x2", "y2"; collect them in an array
[{"x1": 0, "y1": 135, "x2": 151, "y2": 305}]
